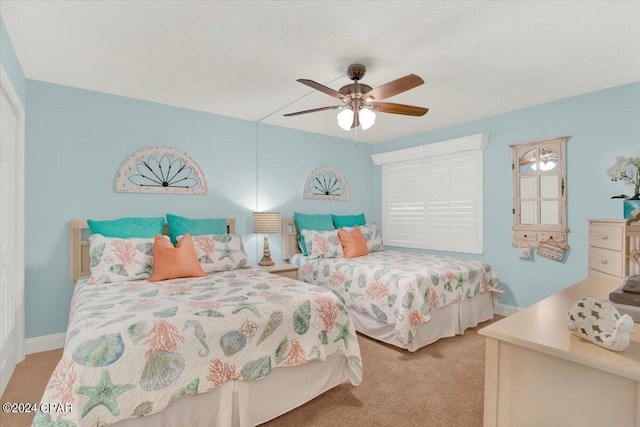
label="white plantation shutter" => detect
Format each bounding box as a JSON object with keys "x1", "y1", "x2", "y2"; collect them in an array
[
  {"x1": 425, "y1": 152, "x2": 482, "y2": 253},
  {"x1": 375, "y1": 134, "x2": 487, "y2": 254},
  {"x1": 383, "y1": 160, "x2": 426, "y2": 248}
]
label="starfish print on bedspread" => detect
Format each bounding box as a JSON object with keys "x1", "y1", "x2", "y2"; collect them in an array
[
  {"x1": 333, "y1": 319, "x2": 356, "y2": 349},
  {"x1": 215, "y1": 244, "x2": 238, "y2": 261},
  {"x1": 75, "y1": 370, "x2": 135, "y2": 418}
]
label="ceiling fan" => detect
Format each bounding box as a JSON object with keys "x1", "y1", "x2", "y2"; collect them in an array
[{"x1": 284, "y1": 63, "x2": 429, "y2": 131}]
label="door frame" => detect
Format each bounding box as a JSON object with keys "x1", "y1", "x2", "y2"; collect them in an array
[{"x1": 0, "y1": 62, "x2": 25, "y2": 395}]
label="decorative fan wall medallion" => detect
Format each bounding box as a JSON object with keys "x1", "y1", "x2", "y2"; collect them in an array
[
  {"x1": 303, "y1": 166, "x2": 350, "y2": 201},
  {"x1": 116, "y1": 146, "x2": 207, "y2": 195}
]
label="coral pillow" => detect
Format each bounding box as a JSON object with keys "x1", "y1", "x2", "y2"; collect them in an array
[
  {"x1": 338, "y1": 226, "x2": 369, "y2": 258},
  {"x1": 342, "y1": 223, "x2": 385, "y2": 253},
  {"x1": 149, "y1": 233, "x2": 206, "y2": 282}
]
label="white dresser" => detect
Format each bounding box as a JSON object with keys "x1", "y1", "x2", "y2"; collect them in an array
[
  {"x1": 480, "y1": 277, "x2": 640, "y2": 427},
  {"x1": 588, "y1": 218, "x2": 628, "y2": 279}
]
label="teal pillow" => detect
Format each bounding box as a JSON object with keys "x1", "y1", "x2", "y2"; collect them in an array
[
  {"x1": 332, "y1": 213, "x2": 366, "y2": 228},
  {"x1": 293, "y1": 212, "x2": 335, "y2": 256},
  {"x1": 87, "y1": 217, "x2": 165, "y2": 239},
  {"x1": 166, "y1": 214, "x2": 227, "y2": 244}
]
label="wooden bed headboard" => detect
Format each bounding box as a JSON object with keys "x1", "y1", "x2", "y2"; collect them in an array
[
  {"x1": 282, "y1": 217, "x2": 301, "y2": 262},
  {"x1": 69, "y1": 218, "x2": 236, "y2": 282}
]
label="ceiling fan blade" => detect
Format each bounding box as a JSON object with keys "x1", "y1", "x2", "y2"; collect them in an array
[
  {"x1": 363, "y1": 74, "x2": 424, "y2": 101},
  {"x1": 297, "y1": 79, "x2": 346, "y2": 100},
  {"x1": 283, "y1": 105, "x2": 343, "y2": 117},
  {"x1": 371, "y1": 102, "x2": 429, "y2": 116}
]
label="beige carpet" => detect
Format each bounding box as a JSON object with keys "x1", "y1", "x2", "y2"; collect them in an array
[
  {"x1": 1, "y1": 349, "x2": 64, "y2": 427},
  {"x1": 1, "y1": 317, "x2": 499, "y2": 427}
]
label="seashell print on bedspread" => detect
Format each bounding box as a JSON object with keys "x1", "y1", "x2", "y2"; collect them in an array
[
  {"x1": 33, "y1": 268, "x2": 362, "y2": 427},
  {"x1": 298, "y1": 250, "x2": 502, "y2": 346}
]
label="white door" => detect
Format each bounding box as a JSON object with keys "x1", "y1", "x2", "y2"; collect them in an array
[{"x1": 0, "y1": 65, "x2": 25, "y2": 396}]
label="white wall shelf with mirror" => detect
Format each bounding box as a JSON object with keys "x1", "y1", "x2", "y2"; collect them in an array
[{"x1": 510, "y1": 136, "x2": 568, "y2": 249}]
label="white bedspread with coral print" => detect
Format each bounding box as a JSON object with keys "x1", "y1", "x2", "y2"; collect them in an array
[
  {"x1": 298, "y1": 250, "x2": 502, "y2": 346},
  {"x1": 33, "y1": 268, "x2": 362, "y2": 427}
]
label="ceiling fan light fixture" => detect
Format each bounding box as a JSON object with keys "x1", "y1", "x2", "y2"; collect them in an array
[
  {"x1": 337, "y1": 108, "x2": 354, "y2": 131},
  {"x1": 530, "y1": 160, "x2": 557, "y2": 172},
  {"x1": 286, "y1": 64, "x2": 428, "y2": 131},
  {"x1": 359, "y1": 108, "x2": 376, "y2": 130}
]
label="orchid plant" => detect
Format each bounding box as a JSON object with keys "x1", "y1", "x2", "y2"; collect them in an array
[{"x1": 608, "y1": 156, "x2": 640, "y2": 200}]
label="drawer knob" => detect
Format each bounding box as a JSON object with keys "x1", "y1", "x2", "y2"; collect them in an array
[
  {"x1": 600, "y1": 235, "x2": 608, "y2": 240},
  {"x1": 600, "y1": 259, "x2": 608, "y2": 264}
]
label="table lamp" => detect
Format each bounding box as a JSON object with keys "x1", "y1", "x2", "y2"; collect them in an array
[{"x1": 253, "y1": 212, "x2": 280, "y2": 266}]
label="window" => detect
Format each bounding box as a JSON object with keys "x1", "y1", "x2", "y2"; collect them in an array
[
  {"x1": 510, "y1": 136, "x2": 568, "y2": 248},
  {"x1": 373, "y1": 134, "x2": 488, "y2": 254}
]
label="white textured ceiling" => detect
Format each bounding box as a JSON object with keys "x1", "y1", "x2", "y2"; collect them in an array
[{"x1": 2, "y1": 1, "x2": 639, "y2": 143}]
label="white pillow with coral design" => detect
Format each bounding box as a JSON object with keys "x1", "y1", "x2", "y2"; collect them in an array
[
  {"x1": 301, "y1": 229, "x2": 344, "y2": 259},
  {"x1": 361, "y1": 224, "x2": 385, "y2": 252},
  {"x1": 88, "y1": 234, "x2": 163, "y2": 284},
  {"x1": 179, "y1": 234, "x2": 249, "y2": 273}
]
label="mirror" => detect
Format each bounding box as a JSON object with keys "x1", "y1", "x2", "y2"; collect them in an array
[
  {"x1": 518, "y1": 148, "x2": 537, "y2": 175},
  {"x1": 511, "y1": 137, "x2": 568, "y2": 248}
]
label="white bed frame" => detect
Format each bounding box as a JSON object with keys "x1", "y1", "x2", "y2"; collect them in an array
[
  {"x1": 67, "y1": 218, "x2": 350, "y2": 426},
  {"x1": 282, "y1": 217, "x2": 495, "y2": 351}
]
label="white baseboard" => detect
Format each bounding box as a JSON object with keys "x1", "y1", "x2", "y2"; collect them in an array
[
  {"x1": 24, "y1": 333, "x2": 65, "y2": 355},
  {"x1": 494, "y1": 303, "x2": 522, "y2": 317}
]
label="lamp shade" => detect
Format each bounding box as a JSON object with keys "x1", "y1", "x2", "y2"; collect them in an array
[
  {"x1": 359, "y1": 108, "x2": 376, "y2": 130},
  {"x1": 253, "y1": 212, "x2": 280, "y2": 234},
  {"x1": 337, "y1": 108, "x2": 354, "y2": 131}
]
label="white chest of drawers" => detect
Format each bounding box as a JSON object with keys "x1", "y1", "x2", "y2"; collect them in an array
[
  {"x1": 480, "y1": 277, "x2": 640, "y2": 427},
  {"x1": 588, "y1": 218, "x2": 627, "y2": 279}
]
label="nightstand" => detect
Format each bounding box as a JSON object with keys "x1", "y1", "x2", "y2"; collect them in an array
[{"x1": 259, "y1": 263, "x2": 299, "y2": 280}]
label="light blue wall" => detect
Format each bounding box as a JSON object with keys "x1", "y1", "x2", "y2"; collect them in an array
[
  {"x1": 372, "y1": 82, "x2": 640, "y2": 308},
  {"x1": 255, "y1": 123, "x2": 374, "y2": 261},
  {"x1": 0, "y1": 15, "x2": 26, "y2": 104},
  {"x1": 25, "y1": 80, "x2": 373, "y2": 339}
]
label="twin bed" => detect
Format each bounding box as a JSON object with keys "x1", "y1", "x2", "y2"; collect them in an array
[
  {"x1": 282, "y1": 218, "x2": 502, "y2": 352},
  {"x1": 35, "y1": 219, "x2": 362, "y2": 427},
  {"x1": 36, "y1": 216, "x2": 501, "y2": 427}
]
